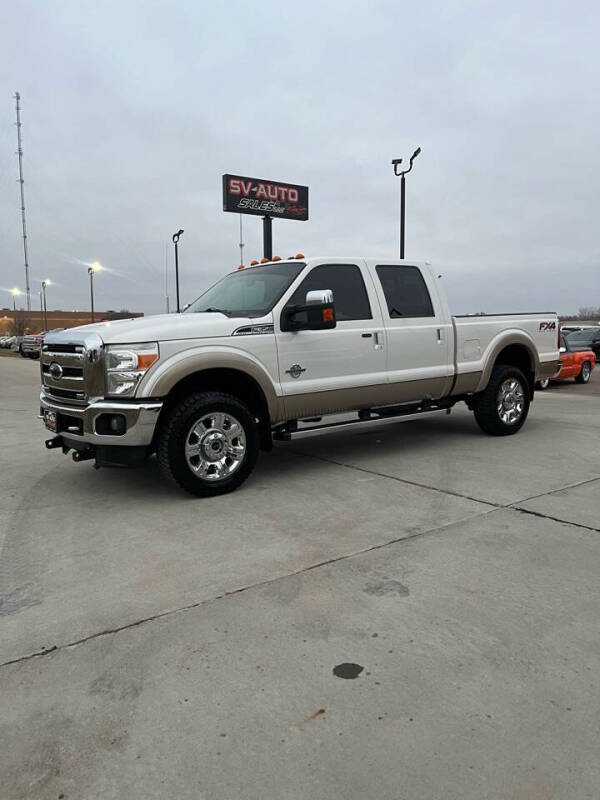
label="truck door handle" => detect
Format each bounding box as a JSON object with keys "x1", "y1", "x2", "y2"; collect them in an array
[
  {"x1": 361, "y1": 333, "x2": 372, "y2": 338},
  {"x1": 374, "y1": 331, "x2": 384, "y2": 347}
]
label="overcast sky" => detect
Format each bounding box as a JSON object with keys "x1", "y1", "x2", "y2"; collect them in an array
[{"x1": 1, "y1": 0, "x2": 599, "y2": 317}]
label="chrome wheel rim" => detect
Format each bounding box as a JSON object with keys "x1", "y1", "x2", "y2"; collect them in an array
[
  {"x1": 497, "y1": 378, "x2": 525, "y2": 425},
  {"x1": 539, "y1": 378, "x2": 550, "y2": 389},
  {"x1": 582, "y1": 363, "x2": 590, "y2": 381},
  {"x1": 185, "y1": 412, "x2": 246, "y2": 481}
]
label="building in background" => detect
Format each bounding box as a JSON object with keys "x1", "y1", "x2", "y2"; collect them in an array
[{"x1": 0, "y1": 309, "x2": 143, "y2": 336}]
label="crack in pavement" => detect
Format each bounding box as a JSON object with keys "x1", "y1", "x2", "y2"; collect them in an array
[
  {"x1": 0, "y1": 506, "x2": 500, "y2": 670},
  {"x1": 2, "y1": 450, "x2": 598, "y2": 671},
  {"x1": 287, "y1": 447, "x2": 600, "y2": 530},
  {"x1": 285, "y1": 447, "x2": 502, "y2": 509},
  {"x1": 511, "y1": 506, "x2": 600, "y2": 533}
]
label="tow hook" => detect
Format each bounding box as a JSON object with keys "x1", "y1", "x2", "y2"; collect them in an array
[
  {"x1": 72, "y1": 449, "x2": 95, "y2": 463},
  {"x1": 45, "y1": 435, "x2": 69, "y2": 455}
]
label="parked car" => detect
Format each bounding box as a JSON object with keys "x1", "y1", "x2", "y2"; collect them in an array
[
  {"x1": 0, "y1": 335, "x2": 17, "y2": 349},
  {"x1": 538, "y1": 334, "x2": 596, "y2": 388},
  {"x1": 560, "y1": 324, "x2": 599, "y2": 334},
  {"x1": 21, "y1": 332, "x2": 46, "y2": 358},
  {"x1": 21, "y1": 329, "x2": 64, "y2": 359},
  {"x1": 39, "y1": 257, "x2": 560, "y2": 496},
  {"x1": 562, "y1": 326, "x2": 600, "y2": 360},
  {"x1": 11, "y1": 336, "x2": 24, "y2": 352}
]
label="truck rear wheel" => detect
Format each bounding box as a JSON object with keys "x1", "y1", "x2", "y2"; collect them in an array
[
  {"x1": 157, "y1": 392, "x2": 260, "y2": 497},
  {"x1": 472, "y1": 365, "x2": 530, "y2": 436}
]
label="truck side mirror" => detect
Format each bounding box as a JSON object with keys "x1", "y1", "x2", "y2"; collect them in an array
[
  {"x1": 281, "y1": 289, "x2": 336, "y2": 332},
  {"x1": 559, "y1": 346, "x2": 567, "y2": 353}
]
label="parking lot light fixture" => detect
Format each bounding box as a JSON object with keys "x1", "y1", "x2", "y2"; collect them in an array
[
  {"x1": 172, "y1": 230, "x2": 184, "y2": 313},
  {"x1": 391, "y1": 146, "x2": 421, "y2": 259},
  {"x1": 41, "y1": 279, "x2": 51, "y2": 330},
  {"x1": 11, "y1": 287, "x2": 22, "y2": 313},
  {"x1": 88, "y1": 262, "x2": 103, "y2": 323}
]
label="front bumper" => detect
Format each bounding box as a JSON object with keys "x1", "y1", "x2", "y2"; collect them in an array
[{"x1": 39, "y1": 391, "x2": 162, "y2": 447}]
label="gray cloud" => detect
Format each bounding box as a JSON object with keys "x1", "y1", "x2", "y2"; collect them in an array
[{"x1": 1, "y1": 0, "x2": 599, "y2": 316}]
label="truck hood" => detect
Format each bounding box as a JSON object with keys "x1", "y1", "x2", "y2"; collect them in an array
[{"x1": 44, "y1": 312, "x2": 263, "y2": 346}]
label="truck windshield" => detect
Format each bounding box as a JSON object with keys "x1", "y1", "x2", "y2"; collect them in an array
[{"x1": 185, "y1": 262, "x2": 305, "y2": 317}]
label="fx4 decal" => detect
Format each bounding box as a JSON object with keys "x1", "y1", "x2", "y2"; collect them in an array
[{"x1": 539, "y1": 321, "x2": 557, "y2": 331}]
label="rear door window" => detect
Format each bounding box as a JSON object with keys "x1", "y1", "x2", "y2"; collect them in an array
[{"x1": 376, "y1": 265, "x2": 434, "y2": 318}]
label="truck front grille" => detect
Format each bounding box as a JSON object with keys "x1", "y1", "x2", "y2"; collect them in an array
[{"x1": 41, "y1": 337, "x2": 104, "y2": 405}]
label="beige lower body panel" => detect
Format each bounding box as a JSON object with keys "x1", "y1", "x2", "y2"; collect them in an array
[
  {"x1": 452, "y1": 371, "x2": 482, "y2": 395},
  {"x1": 283, "y1": 376, "x2": 449, "y2": 420},
  {"x1": 537, "y1": 359, "x2": 562, "y2": 379}
]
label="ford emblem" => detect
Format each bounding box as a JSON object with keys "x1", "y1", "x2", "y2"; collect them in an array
[{"x1": 48, "y1": 362, "x2": 63, "y2": 380}]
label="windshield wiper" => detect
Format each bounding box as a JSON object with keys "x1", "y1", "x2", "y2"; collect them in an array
[{"x1": 200, "y1": 307, "x2": 232, "y2": 316}]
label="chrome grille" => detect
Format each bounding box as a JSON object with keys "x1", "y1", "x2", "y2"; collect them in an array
[{"x1": 41, "y1": 334, "x2": 104, "y2": 406}]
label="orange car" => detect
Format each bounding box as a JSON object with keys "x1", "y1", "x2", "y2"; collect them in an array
[{"x1": 538, "y1": 333, "x2": 596, "y2": 389}]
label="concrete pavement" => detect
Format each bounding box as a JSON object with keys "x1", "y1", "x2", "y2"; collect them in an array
[{"x1": 1, "y1": 357, "x2": 599, "y2": 799}]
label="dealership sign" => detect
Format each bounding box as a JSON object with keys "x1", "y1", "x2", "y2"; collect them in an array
[{"x1": 222, "y1": 174, "x2": 309, "y2": 221}]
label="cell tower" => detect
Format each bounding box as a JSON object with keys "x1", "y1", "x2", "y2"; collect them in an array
[{"x1": 14, "y1": 92, "x2": 31, "y2": 311}]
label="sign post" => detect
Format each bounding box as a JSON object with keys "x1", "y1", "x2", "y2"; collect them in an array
[
  {"x1": 222, "y1": 174, "x2": 309, "y2": 260},
  {"x1": 263, "y1": 216, "x2": 273, "y2": 260}
]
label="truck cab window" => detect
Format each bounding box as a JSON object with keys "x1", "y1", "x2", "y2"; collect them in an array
[
  {"x1": 287, "y1": 264, "x2": 372, "y2": 321},
  {"x1": 376, "y1": 265, "x2": 434, "y2": 318}
]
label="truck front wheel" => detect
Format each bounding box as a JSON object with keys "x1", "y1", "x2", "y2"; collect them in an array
[
  {"x1": 472, "y1": 365, "x2": 530, "y2": 436},
  {"x1": 157, "y1": 392, "x2": 260, "y2": 497}
]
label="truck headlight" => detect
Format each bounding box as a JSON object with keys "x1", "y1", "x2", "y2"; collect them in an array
[{"x1": 105, "y1": 343, "x2": 159, "y2": 397}]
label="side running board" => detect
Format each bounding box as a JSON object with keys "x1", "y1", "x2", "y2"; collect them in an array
[{"x1": 273, "y1": 400, "x2": 454, "y2": 441}]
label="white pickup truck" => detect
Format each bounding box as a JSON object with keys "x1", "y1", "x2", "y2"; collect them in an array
[{"x1": 39, "y1": 257, "x2": 560, "y2": 496}]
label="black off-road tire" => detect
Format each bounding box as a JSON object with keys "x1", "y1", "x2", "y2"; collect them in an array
[
  {"x1": 157, "y1": 392, "x2": 260, "y2": 497},
  {"x1": 472, "y1": 365, "x2": 530, "y2": 436},
  {"x1": 575, "y1": 361, "x2": 591, "y2": 384}
]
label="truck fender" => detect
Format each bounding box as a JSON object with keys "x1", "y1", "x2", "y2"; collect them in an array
[
  {"x1": 139, "y1": 346, "x2": 283, "y2": 423},
  {"x1": 474, "y1": 331, "x2": 539, "y2": 394}
]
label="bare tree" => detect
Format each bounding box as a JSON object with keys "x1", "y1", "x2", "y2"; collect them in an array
[
  {"x1": 578, "y1": 307, "x2": 600, "y2": 320},
  {"x1": 12, "y1": 314, "x2": 31, "y2": 336}
]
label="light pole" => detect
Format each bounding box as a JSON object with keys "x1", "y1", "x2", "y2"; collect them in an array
[
  {"x1": 11, "y1": 287, "x2": 21, "y2": 313},
  {"x1": 88, "y1": 262, "x2": 102, "y2": 323},
  {"x1": 392, "y1": 147, "x2": 421, "y2": 259},
  {"x1": 8, "y1": 288, "x2": 21, "y2": 335},
  {"x1": 172, "y1": 229, "x2": 184, "y2": 313},
  {"x1": 41, "y1": 279, "x2": 51, "y2": 331}
]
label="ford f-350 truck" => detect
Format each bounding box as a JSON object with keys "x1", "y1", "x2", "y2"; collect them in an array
[{"x1": 39, "y1": 258, "x2": 560, "y2": 496}]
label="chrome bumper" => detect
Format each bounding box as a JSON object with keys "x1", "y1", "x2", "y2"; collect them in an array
[{"x1": 39, "y1": 391, "x2": 162, "y2": 447}]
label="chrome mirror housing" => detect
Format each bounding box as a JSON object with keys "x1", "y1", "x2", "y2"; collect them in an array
[{"x1": 305, "y1": 289, "x2": 333, "y2": 306}]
